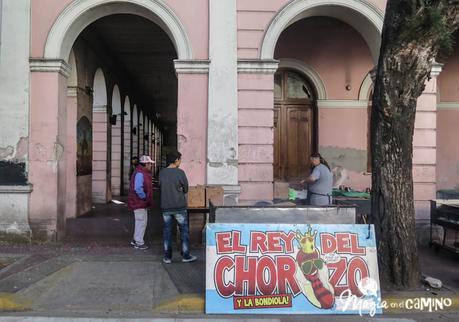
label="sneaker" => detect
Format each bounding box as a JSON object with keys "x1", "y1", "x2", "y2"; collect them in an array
[
  {"x1": 130, "y1": 240, "x2": 136, "y2": 246},
  {"x1": 182, "y1": 255, "x2": 197, "y2": 263},
  {"x1": 134, "y1": 243, "x2": 149, "y2": 250},
  {"x1": 163, "y1": 257, "x2": 172, "y2": 264}
]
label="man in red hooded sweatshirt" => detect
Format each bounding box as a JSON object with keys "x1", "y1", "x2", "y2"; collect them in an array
[{"x1": 128, "y1": 155, "x2": 154, "y2": 250}]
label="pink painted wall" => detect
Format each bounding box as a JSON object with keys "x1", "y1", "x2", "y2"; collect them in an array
[
  {"x1": 92, "y1": 111, "x2": 109, "y2": 203},
  {"x1": 237, "y1": 0, "x2": 290, "y2": 58},
  {"x1": 65, "y1": 95, "x2": 78, "y2": 219},
  {"x1": 29, "y1": 72, "x2": 65, "y2": 240},
  {"x1": 319, "y1": 108, "x2": 371, "y2": 190},
  {"x1": 437, "y1": 110, "x2": 459, "y2": 190},
  {"x1": 238, "y1": 73, "x2": 275, "y2": 203},
  {"x1": 436, "y1": 31, "x2": 459, "y2": 191},
  {"x1": 275, "y1": 17, "x2": 374, "y2": 100},
  {"x1": 111, "y1": 124, "x2": 122, "y2": 196},
  {"x1": 31, "y1": 0, "x2": 208, "y2": 59},
  {"x1": 176, "y1": 73, "x2": 208, "y2": 185}
]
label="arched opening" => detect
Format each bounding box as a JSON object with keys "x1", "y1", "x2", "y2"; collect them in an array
[
  {"x1": 273, "y1": 13, "x2": 377, "y2": 191},
  {"x1": 59, "y1": 11, "x2": 178, "y2": 243}
]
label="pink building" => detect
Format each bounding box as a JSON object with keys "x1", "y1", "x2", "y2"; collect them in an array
[{"x1": 0, "y1": 0, "x2": 458, "y2": 243}]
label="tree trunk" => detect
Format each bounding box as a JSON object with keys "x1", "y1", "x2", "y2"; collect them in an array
[{"x1": 370, "y1": 0, "x2": 456, "y2": 289}]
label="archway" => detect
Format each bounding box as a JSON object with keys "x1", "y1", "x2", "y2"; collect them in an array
[
  {"x1": 44, "y1": 0, "x2": 192, "y2": 61},
  {"x1": 260, "y1": 0, "x2": 383, "y2": 62},
  {"x1": 269, "y1": 2, "x2": 381, "y2": 191}
]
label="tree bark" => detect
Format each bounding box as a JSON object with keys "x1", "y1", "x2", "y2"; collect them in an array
[{"x1": 371, "y1": 0, "x2": 459, "y2": 289}]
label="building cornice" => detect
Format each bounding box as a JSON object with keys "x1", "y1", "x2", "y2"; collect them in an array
[
  {"x1": 174, "y1": 59, "x2": 210, "y2": 74},
  {"x1": 237, "y1": 59, "x2": 279, "y2": 74},
  {"x1": 30, "y1": 59, "x2": 71, "y2": 78},
  {"x1": 317, "y1": 100, "x2": 369, "y2": 108}
]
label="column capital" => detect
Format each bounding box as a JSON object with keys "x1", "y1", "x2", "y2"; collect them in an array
[
  {"x1": 30, "y1": 58, "x2": 70, "y2": 78},
  {"x1": 430, "y1": 61, "x2": 443, "y2": 77},
  {"x1": 174, "y1": 59, "x2": 210, "y2": 74},
  {"x1": 237, "y1": 59, "x2": 279, "y2": 74}
]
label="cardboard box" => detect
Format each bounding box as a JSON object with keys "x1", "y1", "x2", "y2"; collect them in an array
[
  {"x1": 274, "y1": 181, "x2": 289, "y2": 199},
  {"x1": 187, "y1": 185, "x2": 205, "y2": 208},
  {"x1": 206, "y1": 186, "x2": 224, "y2": 207}
]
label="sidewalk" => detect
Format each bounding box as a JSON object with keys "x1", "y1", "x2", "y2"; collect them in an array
[
  {"x1": 1, "y1": 200, "x2": 457, "y2": 321},
  {"x1": 0, "y1": 243, "x2": 457, "y2": 321}
]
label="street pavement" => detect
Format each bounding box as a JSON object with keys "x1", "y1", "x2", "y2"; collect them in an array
[{"x1": 0, "y1": 243, "x2": 457, "y2": 322}]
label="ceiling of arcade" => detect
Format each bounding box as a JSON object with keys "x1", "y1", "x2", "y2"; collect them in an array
[{"x1": 78, "y1": 14, "x2": 178, "y2": 127}]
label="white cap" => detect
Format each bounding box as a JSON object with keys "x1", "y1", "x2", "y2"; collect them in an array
[{"x1": 139, "y1": 155, "x2": 155, "y2": 164}]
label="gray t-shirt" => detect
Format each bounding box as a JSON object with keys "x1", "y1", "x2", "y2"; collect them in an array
[
  {"x1": 308, "y1": 163, "x2": 333, "y2": 205},
  {"x1": 158, "y1": 167, "x2": 189, "y2": 211}
]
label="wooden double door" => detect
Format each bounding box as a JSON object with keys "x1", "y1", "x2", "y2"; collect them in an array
[{"x1": 274, "y1": 70, "x2": 316, "y2": 181}]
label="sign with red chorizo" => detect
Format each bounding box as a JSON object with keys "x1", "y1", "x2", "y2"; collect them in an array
[{"x1": 206, "y1": 224, "x2": 382, "y2": 315}]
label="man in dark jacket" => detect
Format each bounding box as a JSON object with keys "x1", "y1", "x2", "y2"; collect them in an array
[
  {"x1": 128, "y1": 155, "x2": 154, "y2": 250},
  {"x1": 158, "y1": 151, "x2": 196, "y2": 263}
]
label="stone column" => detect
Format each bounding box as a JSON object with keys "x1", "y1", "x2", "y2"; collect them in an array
[
  {"x1": 111, "y1": 118, "x2": 121, "y2": 196},
  {"x1": 237, "y1": 60, "x2": 278, "y2": 204},
  {"x1": 174, "y1": 60, "x2": 210, "y2": 186},
  {"x1": 29, "y1": 59, "x2": 70, "y2": 241},
  {"x1": 123, "y1": 109, "x2": 131, "y2": 192},
  {"x1": 413, "y1": 63, "x2": 442, "y2": 226},
  {"x1": 139, "y1": 113, "x2": 144, "y2": 156},
  {"x1": 65, "y1": 86, "x2": 78, "y2": 218},
  {"x1": 208, "y1": 0, "x2": 240, "y2": 204},
  {"x1": 92, "y1": 104, "x2": 109, "y2": 203}
]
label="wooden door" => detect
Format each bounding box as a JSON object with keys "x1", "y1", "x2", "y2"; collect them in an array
[{"x1": 274, "y1": 70, "x2": 316, "y2": 181}]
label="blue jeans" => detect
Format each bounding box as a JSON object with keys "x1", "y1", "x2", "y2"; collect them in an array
[{"x1": 162, "y1": 209, "x2": 190, "y2": 259}]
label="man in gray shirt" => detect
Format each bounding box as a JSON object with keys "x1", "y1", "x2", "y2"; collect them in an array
[
  {"x1": 158, "y1": 151, "x2": 197, "y2": 264},
  {"x1": 302, "y1": 153, "x2": 333, "y2": 206}
]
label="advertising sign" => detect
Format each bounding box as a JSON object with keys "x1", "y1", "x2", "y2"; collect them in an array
[{"x1": 206, "y1": 224, "x2": 381, "y2": 315}]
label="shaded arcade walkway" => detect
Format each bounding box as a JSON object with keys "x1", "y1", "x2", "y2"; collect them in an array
[{"x1": 64, "y1": 192, "x2": 206, "y2": 248}]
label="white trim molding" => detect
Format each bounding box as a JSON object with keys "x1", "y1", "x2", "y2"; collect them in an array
[
  {"x1": 260, "y1": 0, "x2": 384, "y2": 62},
  {"x1": 93, "y1": 104, "x2": 108, "y2": 113},
  {"x1": 174, "y1": 59, "x2": 210, "y2": 74},
  {"x1": 278, "y1": 58, "x2": 327, "y2": 100},
  {"x1": 237, "y1": 59, "x2": 279, "y2": 74},
  {"x1": 67, "y1": 86, "x2": 78, "y2": 97},
  {"x1": 0, "y1": 185, "x2": 33, "y2": 193},
  {"x1": 317, "y1": 99, "x2": 369, "y2": 108},
  {"x1": 30, "y1": 59, "x2": 71, "y2": 78},
  {"x1": 430, "y1": 61, "x2": 443, "y2": 77},
  {"x1": 358, "y1": 72, "x2": 373, "y2": 100},
  {"x1": 44, "y1": 0, "x2": 193, "y2": 61},
  {"x1": 437, "y1": 102, "x2": 459, "y2": 110}
]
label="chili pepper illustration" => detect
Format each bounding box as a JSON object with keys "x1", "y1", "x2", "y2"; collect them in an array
[{"x1": 294, "y1": 227, "x2": 335, "y2": 309}]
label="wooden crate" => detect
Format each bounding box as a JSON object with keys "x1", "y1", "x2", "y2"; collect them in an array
[{"x1": 187, "y1": 185, "x2": 205, "y2": 208}]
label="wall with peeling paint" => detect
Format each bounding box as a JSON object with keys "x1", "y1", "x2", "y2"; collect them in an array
[
  {"x1": 0, "y1": 0, "x2": 31, "y2": 239},
  {"x1": 0, "y1": 0, "x2": 30, "y2": 182}
]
